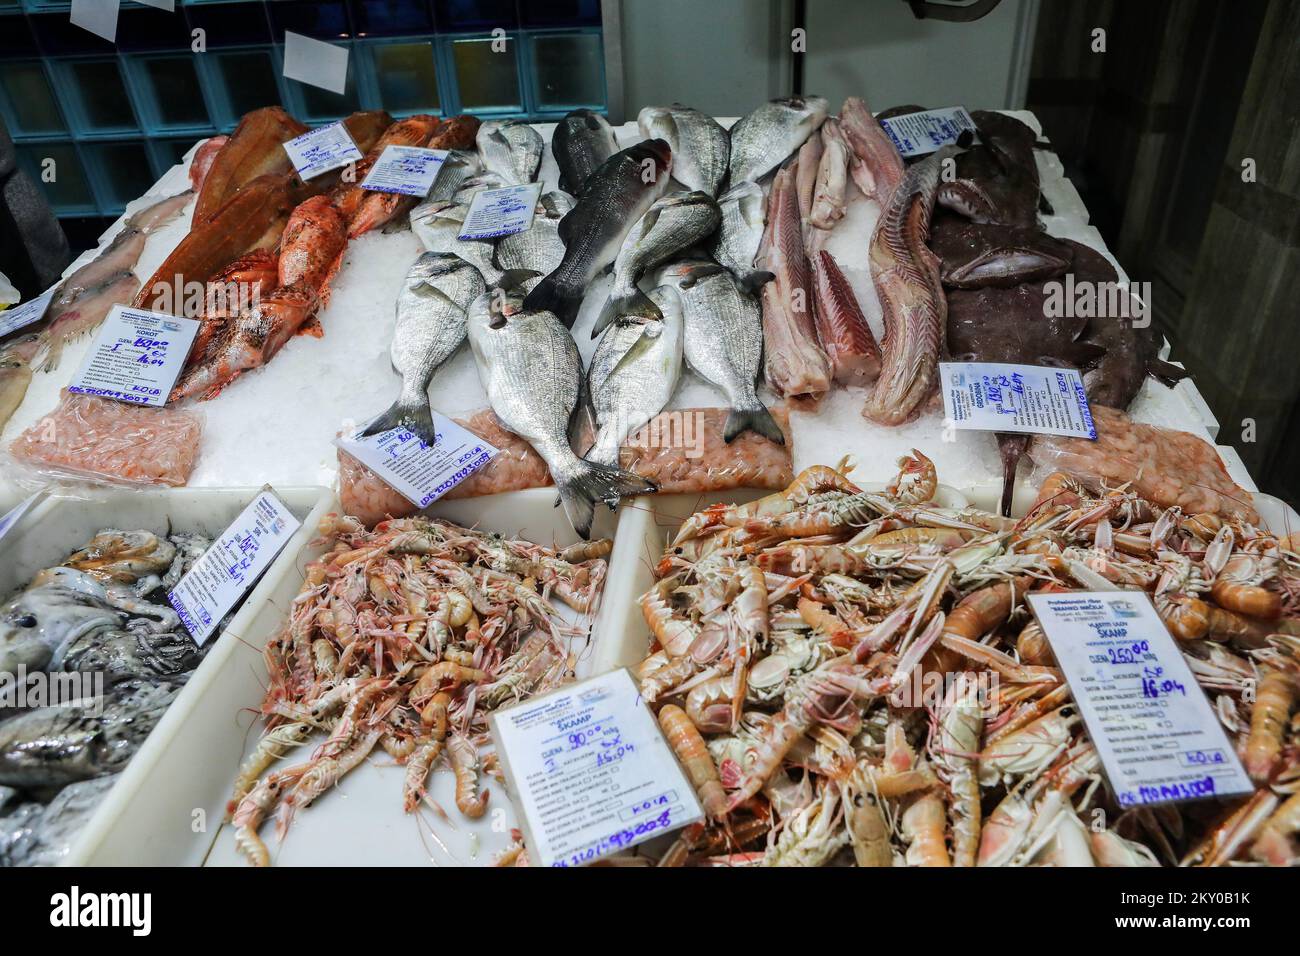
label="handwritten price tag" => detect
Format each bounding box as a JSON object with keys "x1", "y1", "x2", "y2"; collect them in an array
[
  {"x1": 880, "y1": 105, "x2": 978, "y2": 157},
  {"x1": 283, "y1": 121, "x2": 363, "y2": 180},
  {"x1": 335, "y1": 413, "x2": 496, "y2": 509},
  {"x1": 489, "y1": 668, "x2": 703, "y2": 867},
  {"x1": 168, "y1": 488, "x2": 301, "y2": 647},
  {"x1": 68, "y1": 305, "x2": 199, "y2": 407},
  {"x1": 458, "y1": 182, "x2": 543, "y2": 240},
  {"x1": 939, "y1": 361, "x2": 1096, "y2": 439},
  {"x1": 0, "y1": 286, "x2": 55, "y2": 337},
  {"x1": 361, "y1": 145, "x2": 448, "y2": 197},
  {"x1": 1028, "y1": 592, "x2": 1254, "y2": 808}
]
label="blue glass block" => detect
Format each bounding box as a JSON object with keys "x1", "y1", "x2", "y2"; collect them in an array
[
  {"x1": 271, "y1": 0, "x2": 352, "y2": 41},
  {"x1": 0, "y1": 14, "x2": 36, "y2": 54},
  {"x1": 117, "y1": 7, "x2": 194, "y2": 51},
  {"x1": 528, "y1": 31, "x2": 603, "y2": 109},
  {"x1": 84, "y1": 140, "x2": 158, "y2": 213},
  {"x1": 210, "y1": 48, "x2": 284, "y2": 123},
  {"x1": 434, "y1": 0, "x2": 516, "y2": 32},
  {"x1": 22, "y1": 0, "x2": 70, "y2": 11},
  {"x1": 369, "y1": 40, "x2": 439, "y2": 113},
  {"x1": 450, "y1": 35, "x2": 520, "y2": 111},
  {"x1": 57, "y1": 59, "x2": 140, "y2": 134},
  {"x1": 31, "y1": 10, "x2": 119, "y2": 55},
  {"x1": 352, "y1": 0, "x2": 432, "y2": 36},
  {"x1": 148, "y1": 136, "x2": 200, "y2": 177},
  {"x1": 16, "y1": 142, "x2": 97, "y2": 214},
  {"x1": 521, "y1": 0, "x2": 599, "y2": 27},
  {"x1": 129, "y1": 54, "x2": 212, "y2": 131},
  {"x1": 0, "y1": 61, "x2": 67, "y2": 136},
  {"x1": 185, "y1": 3, "x2": 274, "y2": 46}
]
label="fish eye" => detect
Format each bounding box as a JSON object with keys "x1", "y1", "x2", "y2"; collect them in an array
[{"x1": 12, "y1": 614, "x2": 36, "y2": 628}]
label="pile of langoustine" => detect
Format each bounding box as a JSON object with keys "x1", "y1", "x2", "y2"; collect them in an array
[
  {"x1": 225, "y1": 513, "x2": 611, "y2": 867},
  {"x1": 140, "y1": 107, "x2": 481, "y2": 403},
  {"x1": 627, "y1": 452, "x2": 1300, "y2": 866}
]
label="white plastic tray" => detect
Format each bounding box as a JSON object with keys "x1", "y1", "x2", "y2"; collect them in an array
[
  {"x1": 0, "y1": 485, "x2": 331, "y2": 867},
  {"x1": 195, "y1": 487, "x2": 621, "y2": 867}
]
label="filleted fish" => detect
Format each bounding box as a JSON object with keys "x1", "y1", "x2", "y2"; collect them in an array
[
  {"x1": 638, "y1": 104, "x2": 730, "y2": 196},
  {"x1": 593, "y1": 190, "x2": 721, "y2": 337},
  {"x1": 726, "y1": 95, "x2": 828, "y2": 186},
  {"x1": 468, "y1": 278, "x2": 655, "y2": 537},
  {"x1": 656, "y1": 260, "x2": 784, "y2": 444},
  {"x1": 361, "y1": 253, "x2": 488, "y2": 445},
  {"x1": 523, "y1": 139, "x2": 673, "y2": 328},
  {"x1": 553, "y1": 109, "x2": 620, "y2": 195},
  {"x1": 476, "y1": 120, "x2": 543, "y2": 186},
  {"x1": 585, "y1": 286, "x2": 683, "y2": 467}
]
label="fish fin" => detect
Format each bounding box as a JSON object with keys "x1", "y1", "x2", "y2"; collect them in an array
[
  {"x1": 996, "y1": 433, "x2": 1030, "y2": 518},
  {"x1": 738, "y1": 270, "x2": 775, "y2": 295},
  {"x1": 591, "y1": 286, "x2": 661, "y2": 339},
  {"x1": 34, "y1": 333, "x2": 63, "y2": 373},
  {"x1": 557, "y1": 460, "x2": 657, "y2": 539},
  {"x1": 1062, "y1": 342, "x2": 1107, "y2": 369},
  {"x1": 1148, "y1": 358, "x2": 1189, "y2": 388},
  {"x1": 297, "y1": 315, "x2": 324, "y2": 338},
  {"x1": 360, "y1": 395, "x2": 437, "y2": 446},
  {"x1": 678, "y1": 262, "x2": 727, "y2": 289},
  {"x1": 496, "y1": 268, "x2": 541, "y2": 292},
  {"x1": 522, "y1": 273, "x2": 579, "y2": 327},
  {"x1": 724, "y1": 403, "x2": 786, "y2": 445}
]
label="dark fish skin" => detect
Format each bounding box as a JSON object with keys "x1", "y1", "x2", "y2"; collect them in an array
[
  {"x1": 0, "y1": 680, "x2": 178, "y2": 789},
  {"x1": 524, "y1": 140, "x2": 673, "y2": 328},
  {"x1": 552, "y1": 109, "x2": 619, "y2": 195},
  {"x1": 61, "y1": 626, "x2": 207, "y2": 684},
  {"x1": 930, "y1": 214, "x2": 1073, "y2": 288}
]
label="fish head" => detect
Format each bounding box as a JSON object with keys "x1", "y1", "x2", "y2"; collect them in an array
[
  {"x1": 0, "y1": 583, "x2": 123, "y2": 675},
  {"x1": 625, "y1": 138, "x2": 673, "y2": 183},
  {"x1": 409, "y1": 251, "x2": 476, "y2": 284},
  {"x1": 540, "y1": 190, "x2": 576, "y2": 219},
  {"x1": 778, "y1": 95, "x2": 829, "y2": 128}
]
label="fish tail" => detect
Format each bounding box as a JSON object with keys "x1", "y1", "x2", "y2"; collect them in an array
[
  {"x1": 724, "y1": 401, "x2": 785, "y2": 445},
  {"x1": 591, "y1": 286, "x2": 661, "y2": 339},
  {"x1": 522, "y1": 273, "x2": 580, "y2": 327},
  {"x1": 997, "y1": 433, "x2": 1029, "y2": 518},
  {"x1": 361, "y1": 391, "x2": 437, "y2": 446},
  {"x1": 557, "y1": 457, "x2": 657, "y2": 539},
  {"x1": 738, "y1": 270, "x2": 775, "y2": 296}
]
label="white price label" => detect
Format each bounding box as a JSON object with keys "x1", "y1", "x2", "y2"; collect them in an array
[
  {"x1": 458, "y1": 182, "x2": 543, "y2": 240},
  {"x1": 168, "y1": 489, "x2": 301, "y2": 646},
  {"x1": 361, "y1": 145, "x2": 448, "y2": 197},
  {"x1": 1028, "y1": 592, "x2": 1254, "y2": 808},
  {"x1": 282, "y1": 121, "x2": 363, "y2": 180},
  {"x1": 939, "y1": 361, "x2": 1096, "y2": 439},
  {"x1": 880, "y1": 106, "x2": 978, "y2": 157},
  {"x1": 489, "y1": 669, "x2": 704, "y2": 868},
  {"x1": 0, "y1": 286, "x2": 55, "y2": 337},
  {"x1": 335, "y1": 414, "x2": 496, "y2": 509},
  {"x1": 68, "y1": 305, "x2": 199, "y2": 407}
]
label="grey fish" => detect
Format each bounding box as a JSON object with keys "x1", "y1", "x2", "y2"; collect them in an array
[
  {"x1": 428, "y1": 150, "x2": 482, "y2": 203},
  {"x1": 727, "y1": 95, "x2": 829, "y2": 186},
  {"x1": 0, "y1": 775, "x2": 118, "y2": 867},
  {"x1": 524, "y1": 139, "x2": 674, "y2": 327},
  {"x1": 495, "y1": 191, "x2": 576, "y2": 281},
  {"x1": 0, "y1": 581, "x2": 123, "y2": 676},
  {"x1": 468, "y1": 279, "x2": 656, "y2": 538},
  {"x1": 477, "y1": 120, "x2": 543, "y2": 186},
  {"x1": 61, "y1": 625, "x2": 206, "y2": 685},
  {"x1": 451, "y1": 171, "x2": 508, "y2": 207},
  {"x1": 593, "y1": 190, "x2": 721, "y2": 337},
  {"x1": 409, "y1": 199, "x2": 502, "y2": 285},
  {"x1": 638, "y1": 104, "x2": 730, "y2": 196},
  {"x1": 553, "y1": 109, "x2": 619, "y2": 195},
  {"x1": 361, "y1": 253, "x2": 488, "y2": 445},
  {"x1": 586, "y1": 286, "x2": 684, "y2": 467},
  {"x1": 709, "y1": 181, "x2": 774, "y2": 295},
  {"x1": 0, "y1": 680, "x2": 178, "y2": 789},
  {"x1": 656, "y1": 260, "x2": 784, "y2": 444}
]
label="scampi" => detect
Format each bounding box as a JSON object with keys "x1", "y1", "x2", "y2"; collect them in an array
[{"x1": 469, "y1": 278, "x2": 655, "y2": 537}]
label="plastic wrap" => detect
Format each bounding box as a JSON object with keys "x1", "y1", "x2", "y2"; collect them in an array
[
  {"x1": 8, "y1": 389, "x2": 203, "y2": 488},
  {"x1": 338, "y1": 405, "x2": 795, "y2": 526},
  {"x1": 1028, "y1": 404, "x2": 1258, "y2": 521}
]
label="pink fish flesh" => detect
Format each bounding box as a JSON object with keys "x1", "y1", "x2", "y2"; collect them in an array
[
  {"x1": 839, "y1": 97, "x2": 904, "y2": 205},
  {"x1": 810, "y1": 250, "x2": 880, "y2": 386}
]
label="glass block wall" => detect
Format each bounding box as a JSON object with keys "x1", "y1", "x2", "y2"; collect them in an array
[{"x1": 0, "y1": 0, "x2": 607, "y2": 219}]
